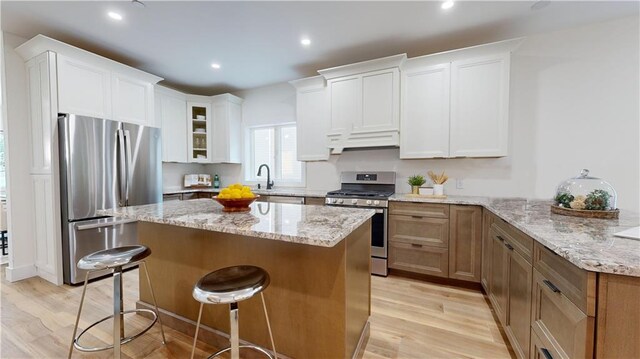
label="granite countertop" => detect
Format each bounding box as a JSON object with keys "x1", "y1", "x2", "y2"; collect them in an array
[
  {"x1": 391, "y1": 194, "x2": 640, "y2": 277},
  {"x1": 99, "y1": 199, "x2": 373, "y2": 247},
  {"x1": 163, "y1": 187, "x2": 328, "y2": 198}
]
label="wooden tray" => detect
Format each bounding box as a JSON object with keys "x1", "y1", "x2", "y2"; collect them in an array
[{"x1": 550, "y1": 205, "x2": 619, "y2": 219}]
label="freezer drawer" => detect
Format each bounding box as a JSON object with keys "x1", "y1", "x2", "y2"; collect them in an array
[{"x1": 63, "y1": 217, "x2": 138, "y2": 284}]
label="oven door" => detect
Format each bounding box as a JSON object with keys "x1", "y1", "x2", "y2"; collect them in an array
[{"x1": 370, "y1": 208, "x2": 387, "y2": 258}]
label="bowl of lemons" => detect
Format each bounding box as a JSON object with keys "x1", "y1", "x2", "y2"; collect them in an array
[{"x1": 214, "y1": 183, "x2": 259, "y2": 212}]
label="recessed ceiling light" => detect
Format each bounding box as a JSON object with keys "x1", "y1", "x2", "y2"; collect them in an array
[
  {"x1": 301, "y1": 38, "x2": 311, "y2": 46},
  {"x1": 441, "y1": 0, "x2": 454, "y2": 10},
  {"x1": 211, "y1": 63, "x2": 221, "y2": 69},
  {"x1": 108, "y1": 11, "x2": 123, "y2": 20}
]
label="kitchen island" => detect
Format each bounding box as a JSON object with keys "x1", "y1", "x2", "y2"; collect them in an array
[{"x1": 101, "y1": 199, "x2": 374, "y2": 359}]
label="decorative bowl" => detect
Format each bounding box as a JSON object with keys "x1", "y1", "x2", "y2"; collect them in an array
[{"x1": 213, "y1": 195, "x2": 259, "y2": 212}]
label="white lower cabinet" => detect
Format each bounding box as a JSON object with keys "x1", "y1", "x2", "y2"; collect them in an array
[
  {"x1": 450, "y1": 53, "x2": 510, "y2": 157},
  {"x1": 400, "y1": 63, "x2": 451, "y2": 159},
  {"x1": 290, "y1": 76, "x2": 330, "y2": 161}
]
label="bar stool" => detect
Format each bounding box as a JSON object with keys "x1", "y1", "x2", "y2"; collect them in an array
[
  {"x1": 68, "y1": 245, "x2": 166, "y2": 359},
  {"x1": 190, "y1": 265, "x2": 277, "y2": 359}
]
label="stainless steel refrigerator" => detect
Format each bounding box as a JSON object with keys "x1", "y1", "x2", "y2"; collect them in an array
[{"x1": 58, "y1": 114, "x2": 162, "y2": 284}]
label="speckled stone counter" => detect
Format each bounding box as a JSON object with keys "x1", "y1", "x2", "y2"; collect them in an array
[
  {"x1": 390, "y1": 194, "x2": 640, "y2": 277},
  {"x1": 163, "y1": 187, "x2": 328, "y2": 198},
  {"x1": 99, "y1": 199, "x2": 373, "y2": 247}
]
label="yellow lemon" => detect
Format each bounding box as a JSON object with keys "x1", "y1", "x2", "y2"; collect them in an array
[
  {"x1": 242, "y1": 186, "x2": 252, "y2": 192},
  {"x1": 229, "y1": 192, "x2": 241, "y2": 199},
  {"x1": 241, "y1": 192, "x2": 254, "y2": 198},
  {"x1": 220, "y1": 188, "x2": 231, "y2": 195},
  {"x1": 217, "y1": 193, "x2": 229, "y2": 199}
]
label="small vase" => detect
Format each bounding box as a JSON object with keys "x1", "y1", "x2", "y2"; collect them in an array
[
  {"x1": 411, "y1": 186, "x2": 420, "y2": 195},
  {"x1": 433, "y1": 184, "x2": 444, "y2": 196}
]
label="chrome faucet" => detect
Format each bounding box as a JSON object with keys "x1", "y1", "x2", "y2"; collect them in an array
[{"x1": 256, "y1": 164, "x2": 274, "y2": 190}]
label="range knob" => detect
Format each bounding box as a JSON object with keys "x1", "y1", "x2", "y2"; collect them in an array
[
  {"x1": 326, "y1": 198, "x2": 331, "y2": 204},
  {"x1": 366, "y1": 200, "x2": 372, "y2": 205},
  {"x1": 374, "y1": 200, "x2": 380, "y2": 205},
  {"x1": 337, "y1": 199, "x2": 344, "y2": 204},
  {"x1": 351, "y1": 199, "x2": 358, "y2": 204}
]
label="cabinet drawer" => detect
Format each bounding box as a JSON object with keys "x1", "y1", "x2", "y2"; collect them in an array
[
  {"x1": 531, "y1": 269, "x2": 594, "y2": 359},
  {"x1": 388, "y1": 215, "x2": 449, "y2": 248},
  {"x1": 531, "y1": 327, "x2": 563, "y2": 359},
  {"x1": 389, "y1": 241, "x2": 448, "y2": 277},
  {"x1": 533, "y1": 242, "x2": 596, "y2": 316},
  {"x1": 305, "y1": 197, "x2": 326, "y2": 206},
  {"x1": 389, "y1": 202, "x2": 449, "y2": 218},
  {"x1": 491, "y1": 217, "x2": 533, "y2": 263}
]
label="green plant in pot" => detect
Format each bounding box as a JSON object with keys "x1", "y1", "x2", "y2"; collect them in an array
[{"x1": 408, "y1": 175, "x2": 426, "y2": 194}]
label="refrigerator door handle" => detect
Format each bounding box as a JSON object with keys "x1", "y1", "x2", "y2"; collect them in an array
[
  {"x1": 117, "y1": 129, "x2": 127, "y2": 207},
  {"x1": 75, "y1": 219, "x2": 138, "y2": 231},
  {"x1": 124, "y1": 130, "x2": 133, "y2": 206}
]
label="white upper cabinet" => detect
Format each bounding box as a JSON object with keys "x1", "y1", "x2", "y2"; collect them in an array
[
  {"x1": 156, "y1": 87, "x2": 188, "y2": 163},
  {"x1": 57, "y1": 54, "x2": 112, "y2": 119},
  {"x1": 17, "y1": 35, "x2": 162, "y2": 127},
  {"x1": 112, "y1": 73, "x2": 154, "y2": 126},
  {"x1": 289, "y1": 76, "x2": 330, "y2": 161},
  {"x1": 211, "y1": 94, "x2": 243, "y2": 164},
  {"x1": 187, "y1": 100, "x2": 212, "y2": 163},
  {"x1": 400, "y1": 63, "x2": 451, "y2": 159},
  {"x1": 450, "y1": 53, "x2": 510, "y2": 157},
  {"x1": 319, "y1": 54, "x2": 406, "y2": 153},
  {"x1": 399, "y1": 38, "x2": 522, "y2": 159}
]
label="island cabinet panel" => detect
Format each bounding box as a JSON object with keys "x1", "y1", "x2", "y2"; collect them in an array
[
  {"x1": 531, "y1": 269, "x2": 594, "y2": 359},
  {"x1": 448, "y1": 205, "x2": 482, "y2": 282},
  {"x1": 137, "y1": 220, "x2": 371, "y2": 359},
  {"x1": 596, "y1": 274, "x2": 640, "y2": 359}
]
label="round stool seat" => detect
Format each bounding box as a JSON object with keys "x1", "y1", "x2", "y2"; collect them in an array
[
  {"x1": 193, "y1": 265, "x2": 270, "y2": 304},
  {"x1": 77, "y1": 245, "x2": 151, "y2": 270}
]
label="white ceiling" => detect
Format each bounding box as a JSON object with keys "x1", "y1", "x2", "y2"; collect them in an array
[{"x1": 2, "y1": 1, "x2": 638, "y2": 95}]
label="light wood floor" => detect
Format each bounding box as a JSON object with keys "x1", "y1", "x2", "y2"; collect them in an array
[{"x1": 1, "y1": 266, "x2": 513, "y2": 358}]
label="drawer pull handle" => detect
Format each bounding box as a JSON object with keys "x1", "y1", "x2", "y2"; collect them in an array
[
  {"x1": 505, "y1": 243, "x2": 514, "y2": 251},
  {"x1": 411, "y1": 243, "x2": 423, "y2": 248},
  {"x1": 411, "y1": 215, "x2": 424, "y2": 219},
  {"x1": 497, "y1": 235, "x2": 505, "y2": 242},
  {"x1": 539, "y1": 348, "x2": 553, "y2": 359},
  {"x1": 543, "y1": 279, "x2": 561, "y2": 293}
]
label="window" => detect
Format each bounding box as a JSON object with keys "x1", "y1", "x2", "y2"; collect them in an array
[{"x1": 246, "y1": 124, "x2": 304, "y2": 185}]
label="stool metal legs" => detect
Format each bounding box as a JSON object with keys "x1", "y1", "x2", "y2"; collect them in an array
[
  {"x1": 190, "y1": 294, "x2": 278, "y2": 359},
  {"x1": 68, "y1": 262, "x2": 166, "y2": 359},
  {"x1": 141, "y1": 261, "x2": 167, "y2": 344},
  {"x1": 68, "y1": 272, "x2": 90, "y2": 359}
]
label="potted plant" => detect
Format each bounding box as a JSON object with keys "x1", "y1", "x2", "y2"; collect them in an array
[{"x1": 408, "y1": 175, "x2": 426, "y2": 194}]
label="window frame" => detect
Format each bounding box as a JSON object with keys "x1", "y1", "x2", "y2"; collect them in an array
[{"x1": 244, "y1": 123, "x2": 305, "y2": 188}]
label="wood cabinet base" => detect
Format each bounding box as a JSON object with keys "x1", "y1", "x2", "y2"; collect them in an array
[{"x1": 137, "y1": 221, "x2": 371, "y2": 359}]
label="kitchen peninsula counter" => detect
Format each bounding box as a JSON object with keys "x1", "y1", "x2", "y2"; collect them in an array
[
  {"x1": 390, "y1": 195, "x2": 640, "y2": 277},
  {"x1": 100, "y1": 200, "x2": 373, "y2": 359}
]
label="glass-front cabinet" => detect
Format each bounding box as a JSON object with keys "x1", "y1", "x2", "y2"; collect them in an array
[{"x1": 187, "y1": 102, "x2": 212, "y2": 163}]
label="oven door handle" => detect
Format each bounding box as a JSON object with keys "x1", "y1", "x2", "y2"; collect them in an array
[{"x1": 374, "y1": 209, "x2": 384, "y2": 214}]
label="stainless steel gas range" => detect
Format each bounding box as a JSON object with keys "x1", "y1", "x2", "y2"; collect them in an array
[{"x1": 325, "y1": 171, "x2": 395, "y2": 276}]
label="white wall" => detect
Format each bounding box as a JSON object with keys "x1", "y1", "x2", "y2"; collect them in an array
[
  {"x1": 2, "y1": 32, "x2": 37, "y2": 280},
  {"x1": 221, "y1": 16, "x2": 639, "y2": 212}
]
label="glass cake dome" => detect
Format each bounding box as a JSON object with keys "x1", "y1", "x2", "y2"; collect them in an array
[{"x1": 554, "y1": 169, "x2": 617, "y2": 211}]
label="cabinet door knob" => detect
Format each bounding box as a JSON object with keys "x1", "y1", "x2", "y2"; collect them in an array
[
  {"x1": 539, "y1": 348, "x2": 553, "y2": 359},
  {"x1": 543, "y1": 279, "x2": 561, "y2": 293}
]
